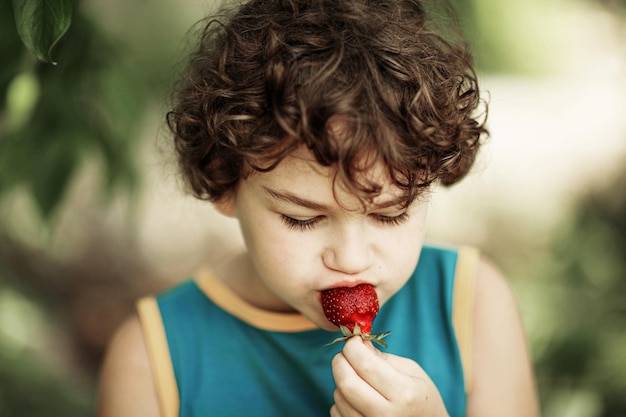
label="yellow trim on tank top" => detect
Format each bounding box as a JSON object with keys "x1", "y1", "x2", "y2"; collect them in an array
[
  {"x1": 452, "y1": 246, "x2": 480, "y2": 394},
  {"x1": 195, "y1": 268, "x2": 319, "y2": 332},
  {"x1": 137, "y1": 297, "x2": 180, "y2": 417}
]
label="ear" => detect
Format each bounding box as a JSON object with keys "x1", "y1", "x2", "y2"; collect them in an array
[{"x1": 213, "y1": 193, "x2": 236, "y2": 218}]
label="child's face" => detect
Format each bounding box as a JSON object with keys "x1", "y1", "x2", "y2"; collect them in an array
[{"x1": 224, "y1": 146, "x2": 429, "y2": 331}]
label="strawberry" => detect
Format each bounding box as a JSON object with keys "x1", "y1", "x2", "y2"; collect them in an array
[{"x1": 321, "y1": 284, "x2": 390, "y2": 348}]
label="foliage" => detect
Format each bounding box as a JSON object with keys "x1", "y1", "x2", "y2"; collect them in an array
[
  {"x1": 0, "y1": 353, "x2": 92, "y2": 417},
  {"x1": 0, "y1": 1, "x2": 173, "y2": 413},
  {"x1": 11, "y1": 0, "x2": 74, "y2": 64},
  {"x1": 0, "y1": 261, "x2": 92, "y2": 417},
  {"x1": 0, "y1": 0, "x2": 150, "y2": 222},
  {"x1": 532, "y1": 169, "x2": 626, "y2": 417}
]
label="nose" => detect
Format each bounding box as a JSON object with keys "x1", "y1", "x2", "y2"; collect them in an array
[{"x1": 322, "y1": 222, "x2": 372, "y2": 275}]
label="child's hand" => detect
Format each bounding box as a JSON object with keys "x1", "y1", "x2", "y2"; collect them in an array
[{"x1": 330, "y1": 336, "x2": 450, "y2": 417}]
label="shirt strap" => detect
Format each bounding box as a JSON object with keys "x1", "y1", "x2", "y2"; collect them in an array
[
  {"x1": 137, "y1": 297, "x2": 180, "y2": 417},
  {"x1": 452, "y1": 246, "x2": 480, "y2": 394}
]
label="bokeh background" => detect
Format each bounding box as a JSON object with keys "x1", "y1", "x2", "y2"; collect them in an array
[{"x1": 1, "y1": 0, "x2": 625, "y2": 415}]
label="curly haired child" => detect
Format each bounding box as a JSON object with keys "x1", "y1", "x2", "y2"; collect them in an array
[{"x1": 98, "y1": 0, "x2": 539, "y2": 416}]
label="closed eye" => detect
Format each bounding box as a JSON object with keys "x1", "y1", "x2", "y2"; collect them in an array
[
  {"x1": 371, "y1": 212, "x2": 409, "y2": 226},
  {"x1": 281, "y1": 212, "x2": 409, "y2": 230},
  {"x1": 280, "y1": 215, "x2": 324, "y2": 231}
]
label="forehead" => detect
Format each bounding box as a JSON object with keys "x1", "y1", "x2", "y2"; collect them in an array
[{"x1": 247, "y1": 146, "x2": 407, "y2": 210}]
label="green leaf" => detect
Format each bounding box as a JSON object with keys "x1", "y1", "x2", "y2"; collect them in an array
[{"x1": 12, "y1": 0, "x2": 74, "y2": 64}]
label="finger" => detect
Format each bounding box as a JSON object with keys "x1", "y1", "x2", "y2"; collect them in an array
[
  {"x1": 340, "y1": 338, "x2": 449, "y2": 414},
  {"x1": 331, "y1": 389, "x2": 364, "y2": 417},
  {"x1": 340, "y1": 337, "x2": 401, "y2": 396},
  {"x1": 341, "y1": 337, "x2": 424, "y2": 401},
  {"x1": 331, "y1": 347, "x2": 384, "y2": 414}
]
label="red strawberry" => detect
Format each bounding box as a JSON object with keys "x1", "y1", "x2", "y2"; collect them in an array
[{"x1": 321, "y1": 284, "x2": 390, "y2": 348}]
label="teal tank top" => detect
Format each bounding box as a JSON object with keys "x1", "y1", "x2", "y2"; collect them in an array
[{"x1": 138, "y1": 245, "x2": 478, "y2": 417}]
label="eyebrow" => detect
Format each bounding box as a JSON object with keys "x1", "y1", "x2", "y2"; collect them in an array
[
  {"x1": 261, "y1": 186, "x2": 407, "y2": 211},
  {"x1": 263, "y1": 186, "x2": 331, "y2": 211}
]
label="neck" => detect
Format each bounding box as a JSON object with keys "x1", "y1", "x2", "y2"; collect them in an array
[{"x1": 213, "y1": 251, "x2": 296, "y2": 313}]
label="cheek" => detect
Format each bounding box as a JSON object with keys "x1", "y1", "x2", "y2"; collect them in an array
[
  {"x1": 398, "y1": 208, "x2": 429, "y2": 254},
  {"x1": 379, "y1": 215, "x2": 428, "y2": 291},
  {"x1": 386, "y1": 213, "x2": 428, "y2": 254},
  {"x1": 388, "y1": 233, "x2": 423, "y2": 275},
  {"x1": 241, "y1": 218, "x2": 317, "y2": 283}
]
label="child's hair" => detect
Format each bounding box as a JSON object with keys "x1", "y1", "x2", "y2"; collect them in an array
[{"x1": 167, "y1": 0, "x2": 488, "y2": 207}]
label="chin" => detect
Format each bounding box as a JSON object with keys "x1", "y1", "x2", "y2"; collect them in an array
[{"x1": 304, "y1": 311, "x2": 337, "y2": 331}]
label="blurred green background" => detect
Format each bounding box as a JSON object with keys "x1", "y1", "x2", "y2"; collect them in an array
[{"x1": 1, "y1": 0, "x2": 626, "y2": 415}]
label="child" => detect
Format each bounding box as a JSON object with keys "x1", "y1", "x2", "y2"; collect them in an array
[{"x1": 98, "y1": 0, "x2": 538, "y2": 416}]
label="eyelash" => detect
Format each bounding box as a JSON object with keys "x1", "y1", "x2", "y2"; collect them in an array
[
  {"x1": 373, "y1": 212, "x2": 410, "y2": 226},
  {"x1": 280, "y1": 216, "x2": 322, "y2": 231},
  {"x1": 280, "y1": 212, "x2": 409, "y2": 231}
]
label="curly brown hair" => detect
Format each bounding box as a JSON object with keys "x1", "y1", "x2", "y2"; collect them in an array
[{"x1": 167, "y1": 0, "x2": 488, "y2": 207}]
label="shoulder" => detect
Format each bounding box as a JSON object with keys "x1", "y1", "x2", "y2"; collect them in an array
[
  {"x1": 466, "y1": 257, "x2": 539, "y2": 417},
  {"x1": 473, "y1": 257, "x2": 515, "y2": 318},
  {"x1": 97, "y1": 315, "x2": 161, "y2": 417}
]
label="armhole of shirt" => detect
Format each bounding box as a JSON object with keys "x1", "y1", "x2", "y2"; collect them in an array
[
  {"x1": 452, "y1": 246, "x2": 480, "y2": 394},
  {"x1": 137, "y1": 297, "x2": 180, "y2": 417}
]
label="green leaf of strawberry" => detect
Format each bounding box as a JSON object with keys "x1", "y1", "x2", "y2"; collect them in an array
[{"x1": 321, "y1": 284, "x2": 390, "y2": 348}]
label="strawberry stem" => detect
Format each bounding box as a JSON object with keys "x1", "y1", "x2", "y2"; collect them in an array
[{"x1": 324, "y1": 323, "x2": 391, "y2": 348}]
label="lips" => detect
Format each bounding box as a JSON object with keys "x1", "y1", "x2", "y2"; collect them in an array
[{"x1": 321, "y1": 280, "x2": 370, "y2": 292}]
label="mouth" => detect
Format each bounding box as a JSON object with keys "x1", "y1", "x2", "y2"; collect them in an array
[{"x1": 320, "y1": 280, "x2": 371, "y2": 292}]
